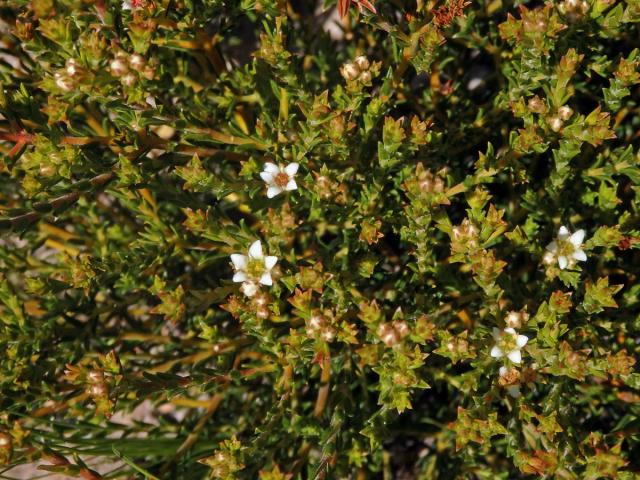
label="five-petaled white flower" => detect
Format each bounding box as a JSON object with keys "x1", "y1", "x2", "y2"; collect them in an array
[
  {"x1": 260, "y1": 162, "x2": 299, "y2": 198},
  {"x1": 545, "y1": 226, "x2": 587, "y2": 270},
  {"x1": 230, "y1": 241, "x2": 278, "y2": 291},
  {"x1": 490, "y1": 327, "x2": 528, "y2": 364}
]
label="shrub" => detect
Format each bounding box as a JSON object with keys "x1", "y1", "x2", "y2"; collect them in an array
[{"x1": 1, "y1": 0, "x2": 639, "y2": 478}]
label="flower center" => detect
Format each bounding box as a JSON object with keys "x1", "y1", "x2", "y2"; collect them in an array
[
  {"x1": 247, "y1": 258, "x2": 265, "y2": 279},
  {"x1": 274, "y1": 172, "x2": 290, "y2": 188},
  {"x1": 557, "y1": 239, "x2": 576, "y2": 258},
  {"x1": 498, "y1": 333, "x2": 517, "y2": 352}
]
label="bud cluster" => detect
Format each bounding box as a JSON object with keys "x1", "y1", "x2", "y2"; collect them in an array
[
  {"x1": 558, "y1": 0, "x2": 590, "y2": 22},
  {"x1": 547, "y1": 105, "x2": 574, "y2": 132},
  {"x1": 340, "y1": 55, "x2": 373, "y2": 85},
  {"x1": 54, "y1": 58, "x2": 83, "y2": 92},
  {"x1": 306, "y1": 310, "x2": 337, "y2": 342},
  {"x1": 377, "y1": 320, "x2": 410, "y2": 347},
  {"x1": 109, "y1": 52, "x2": 155, "y2": 87}
]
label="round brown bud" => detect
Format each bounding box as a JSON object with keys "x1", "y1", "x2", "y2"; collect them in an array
[
  {"x1": 121, "y1": 73, "x2": 137, "y2": 87},
  {"x1": 90, "y1": 383, "x2": 108, "y2": 397},
  {"x1": 359, "y1": 70, "x2": 372, "y2": 84},
  {"x1": 320, "y1": 327, "x2": 336, "y2": 342},
  {"x1": 109, "y1": 58, "x2": 129, "y2": 77},
  {"x1": 341, "y1": 62, "x2": 360, "y2": 81},
  {"x1": 548, "y1": 116, "x2": 563, "y2": 132},
  {"x1": 377, "y1": 323, "x2": 400, "y2": 347},
  {"x1": 87, "y1": 370, "x2": 104, "y2": 384},
  {"x1": 505, "y1": 311, "x2": 522, "y2": 329},
  {"x1": 393, "y1": 320, "x2": 410, "y2": 338},
  {"x1": 129, "y1": 54, "x2": 145, "y2": 70},
  {"x1": 557, "y1": 105, "x2": 573, "y2": 121},
  {"x1": 65, "y1": 59, "x2": 79, "y2": 77},
  {"x1": 527, "y1": 96, "x2": 546, "y2": 114},
  {"x1": 39, "y1": 164, "x2": 56, "y2": 177},
  {"x1": 256, "y1": 306, "x2": 270, "y2": 319},
  {"x1": 354, "y1": 55, "x2": 370, "y2": 71},
  {"x1": 54, "y1": 73, "x2": 73, "y2": 92},
  {"x1": 0, "y1": 433, "x2": 11, "y2": 448}
]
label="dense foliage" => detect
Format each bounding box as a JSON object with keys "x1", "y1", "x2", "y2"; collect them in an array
[{"x1": 1, "y1": 0, "x2": 640, "y2": 478}]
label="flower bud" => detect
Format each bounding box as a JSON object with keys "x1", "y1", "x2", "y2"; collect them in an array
[
  {"x1": 558, "y1": 105, "x2": 573, "y2": 121},
  {"x1": 340, "y1": 62, "x2": 360, "y2": 81},
  {"x1": 505, "y1": 311, "x2": 522, "y2": 329},
  {"x1": 377, "y1": 323, "x2": 400, "y2": 347},
  {"x1": 256, "y1": 306, "x2": 270, "y2": 319},
  {"x1": 527, "y1": 95, "x2": 547, "y2": 114},
  {"x1": 54, "y1": 72, "x2": 73, "y2": 91},
  {"x1": 109, "y1": 58, "x2": 129, "y2": 76},
  {"x1": 354, "y1": 55, "x2": 370, "y2": 71},
  {"x1": 548, "y1": 116, "x2": 563, "y2": 132},
  {"x1": 129, "y1": 54, "x2": 145, "y2": 70},
  {"x1": 87, "y1": 370, "x2": 104, "y2": 384},
  {"x1": 240, "y1": 282, "x2": 258, "y2": 298},
  {"x1": 90, "y1": 383, "x2": 108, "y2": 397},
  {"x1": 321, "y1": 326, "x2": 336, "y2": 342},
  {"x1": 65, "y1": 59, "x2": 79, "y2": 77},
  {"x1": 121, "y1": 73, "x2": 136, "y2": 87},
  {"x1": 359, "y1": 70, "x2": 372, "y2": 84},
  {"x1": 393, "y1": 320, "x2": 410, "y2": 338}
]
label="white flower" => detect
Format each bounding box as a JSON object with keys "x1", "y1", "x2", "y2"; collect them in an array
[
  {"x1": 545, "y1": 226, "x2": 587, "y2": 270},
  {"x1": 490, "y1": 327, "x2": 528, "y2": 364},
  {"x1": 230, "y1": 240, "x2": 278, "y2": 289},
  {"x1": 260, "y1": 162, "x2": 298, "y2": 198}
]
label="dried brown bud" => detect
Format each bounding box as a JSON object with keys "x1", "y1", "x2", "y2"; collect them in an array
[
  {"x1": 527, "y1": 95, "x2": 547, "y2": 114},
  {"x1": 498, "y1": 367, "x2": 520, "y2": 386}
]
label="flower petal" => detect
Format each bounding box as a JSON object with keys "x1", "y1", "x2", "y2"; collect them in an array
[
  {"x1": 499, "y1": 366, "x2": 507, "y2": 376},
  {"x1": 572, "y1": 249, "x2": 587, "y2": 262},
  {"x1": 516, "y1": 335, "x2": 528, "y2": 348},
  {"x1": 569, "y1": 229, "x2": 585, "y2": 247},
  {"x1": 263, "y1": 162, "x2": 279, "y2": 175},
  {"x1": 558, "y1": 226, "x2": 570, "y2": 240},
  {"x1": 504, "y1": 327, "x2": 516, "y2": 335},
  {"x1": 232, "y1": 271, "x2": 248, "y2": 283},
  {"x1": 490, "y1": 345, "x2": 504, "y2": 358},
  {"x1": 558, "y1": 255, "x2": 568, "y2": 270},
  {"x1": 285, "y1": 179, "x2": 297, "y2": 191},
  {"x1": 260, "y1": 172, "x2": 275, "y2": 184},
  {"x1": 507, "y1": 349, "x2": 522, "y2": 364},
  {"x1": 230, "y1": 254, "x2": 248, "y2": 270},
  {"x1": 259, "y1": 272, "x2": 273, "y2": 286},
  {"x1": 248, "y1": 240, "x2": 263, "y2": 259},
  {"x1": 546, "y1": 241, "x2": 557, "y2": 253},
  {"x1": 492, "y1": 327, "x2": 501, "y2": 340},
  {"x1": 284, "y1": 162, "x2": 299, "y2": 176},
  {"x1": 264, "y1": 255, "x2": 278, "y2": 270},
  {"x1": 267, "y1": 186, "x2": 283, "y2": 198}
]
